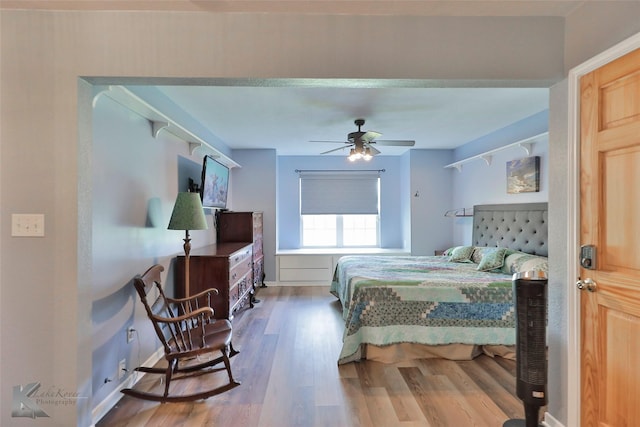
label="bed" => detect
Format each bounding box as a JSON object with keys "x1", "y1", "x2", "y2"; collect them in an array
[{"x1": 330, "y1": 203, "x2": 548, "y2": 364}]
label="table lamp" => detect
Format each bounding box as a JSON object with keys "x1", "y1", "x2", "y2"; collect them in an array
[{"x1": 168, "y1": 191, "x2": 208, "y2": 298}]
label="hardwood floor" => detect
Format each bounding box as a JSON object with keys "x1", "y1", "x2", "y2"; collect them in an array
[{"x1": 97, "y1": 286, "x2": 526, "y2": 427}]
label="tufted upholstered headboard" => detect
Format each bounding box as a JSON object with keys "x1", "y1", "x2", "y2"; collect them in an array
[{"x1": 471, "y1": 203, "x2": 548, "y2": 257}]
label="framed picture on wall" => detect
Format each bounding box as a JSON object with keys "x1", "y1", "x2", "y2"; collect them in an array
[{"x1": 506, "y1": 156, "x2": 540, "y2": 193}]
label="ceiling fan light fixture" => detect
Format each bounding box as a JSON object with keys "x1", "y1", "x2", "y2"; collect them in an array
[{"x1": 315, "y1": 118, "x2": 415, "y2": 158}]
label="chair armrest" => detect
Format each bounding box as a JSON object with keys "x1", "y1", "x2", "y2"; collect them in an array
[
  {"x1": 166, "y1": 287, "x2": 219, "y2": 305},
  {"x1": 151, "y1": 306, "x2": 214, "y2": 324}
]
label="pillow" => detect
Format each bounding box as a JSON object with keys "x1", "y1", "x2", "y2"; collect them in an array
[
  {"x1": 477, "y1": 247, "x2": 509, "y2": 271},
  {"x1": 448, "y1": 245, "x2": 475, "y2": 263},
  {"x1": 471, "y1": 246, "x2": 493, "y2": 264},
  {"x1": 501, "y1": 251, "x2": 549, "y2": 275}
]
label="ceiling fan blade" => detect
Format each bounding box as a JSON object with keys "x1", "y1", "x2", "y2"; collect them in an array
[
  {"x1": 320, "y1": 145, "x2": 352, "y2": 155},
  {"x1": 360, "y1": 131, "x2": 382, "y2": 143},
  {"x1": 310, "y1": 140, "x2": 349, "y2": 144},
  {"x1": 373, "y1": 139, "x2": 415, "y2": 146}
]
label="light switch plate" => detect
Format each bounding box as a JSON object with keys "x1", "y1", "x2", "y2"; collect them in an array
[{"x1": 11, "y1": 214, "x2": 45, "y2": 237}]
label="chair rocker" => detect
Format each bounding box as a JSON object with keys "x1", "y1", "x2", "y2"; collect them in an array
[{"x1": 121, "y1": 264, "x2": 240, "y2": 403}]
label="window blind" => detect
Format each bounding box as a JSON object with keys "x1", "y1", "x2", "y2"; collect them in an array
[{"x1": 299, "y1": 172, "x2": 380, "y2": 215}]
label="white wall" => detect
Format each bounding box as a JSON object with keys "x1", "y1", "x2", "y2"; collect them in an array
[
  {"x1": 565, "y1": 2, "x2": 640, "y2": 72},
  {"x1": 547, "y1": 79, "x2": 570, "y2": 426},
  {"x1": 1, "y1": 7, "x2": 638, "y2": 427}
]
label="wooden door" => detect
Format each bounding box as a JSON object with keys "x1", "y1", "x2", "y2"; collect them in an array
[{"x1": 579, "y1": 47, "x2": 640, "y2": 426}]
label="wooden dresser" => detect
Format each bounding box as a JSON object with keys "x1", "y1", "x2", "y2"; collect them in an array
[
  {"x1": 216, "y1": 211, "x2": 265, "y2": 289},
  {"x1": 175, "y1": 242, "x2": 254, "y2": 320}
]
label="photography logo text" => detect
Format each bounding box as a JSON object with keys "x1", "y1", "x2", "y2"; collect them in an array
[{"x1": 12, "y1": 382, "x2": 84, "y2": 418}]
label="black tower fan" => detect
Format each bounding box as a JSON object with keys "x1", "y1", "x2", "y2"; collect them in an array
[{"x1": 504, "y1": 270, "x2": 548, "y2": 427}]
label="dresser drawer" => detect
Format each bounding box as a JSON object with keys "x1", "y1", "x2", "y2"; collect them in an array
[
  {"x1": 237, "y1": 272, "x2": 252, "y2": 299},
  {"x1": 229, "y1": 246, "x2": 252, "y2": 269},
  {"x1": 230, "y1": 256, "x2": 252, "y2": 285},
  {"x1": 228, "y1": 282, "x2": 240, "y2": 309},
  {"x1": 230, "y1": 271, "x2": 252, "y2": 313}
]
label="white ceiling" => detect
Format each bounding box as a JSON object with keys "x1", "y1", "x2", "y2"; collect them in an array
[{"x1": 157, "y1": 85, "x2": 549, "y2": 156}]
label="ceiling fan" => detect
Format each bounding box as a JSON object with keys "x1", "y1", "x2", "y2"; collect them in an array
[{"x1": 312, "y1": 119, "x2": 415, "y2": 161}]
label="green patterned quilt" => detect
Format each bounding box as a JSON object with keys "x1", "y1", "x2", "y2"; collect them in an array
[{"x1": 330, "y1": 255, "x2": 515, "y2": 364}]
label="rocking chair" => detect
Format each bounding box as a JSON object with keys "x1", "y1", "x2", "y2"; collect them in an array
[{"x1": 121, "y1": 264, "x2": 240, "y2": 402}]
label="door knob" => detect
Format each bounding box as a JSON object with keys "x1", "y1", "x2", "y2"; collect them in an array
[{"x1": 576, "y1": 278, "x2": 597, "y2": 292}]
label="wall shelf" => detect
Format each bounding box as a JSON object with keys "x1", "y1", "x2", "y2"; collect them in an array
[
  {"x1": 444, "y1": 208, "x2": 473, "y2": 217},
  {"x1": 444, "y1": 132, "x2": 548, "y2": 172},
  {"x1": 94, "y1": 85, "x2": 240, "y2": 168}
]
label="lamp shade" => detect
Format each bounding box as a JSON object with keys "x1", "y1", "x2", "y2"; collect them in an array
[{"x1": 168, "y1": 192, "x2": 208, "y2": 231}]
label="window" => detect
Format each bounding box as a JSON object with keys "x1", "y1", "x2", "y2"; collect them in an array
[
  {"x1": 299, "y1": 171, "x2": 380, "y2": 248},
  {"x1": 301, "y1": 214, "x2": 336, "y2": 246},
  {"x1": 301, "y1": 214, "x2": 379, "y2": 247},
  {"x1": 342, "y1": 214, "x2": 378, "y2": 246}
]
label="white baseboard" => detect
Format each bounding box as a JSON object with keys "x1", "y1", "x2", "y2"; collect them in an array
[
  {"x1": 542, "y1": 411, "x2": 565, "y2": 427},
  {"x1": 91, "y1": 347, "x2": 164, "y2": 426}
]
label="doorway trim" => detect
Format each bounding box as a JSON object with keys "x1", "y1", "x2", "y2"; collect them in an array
[{"x1": 565, "y1": 31, "x2": 640, "y2": 427}]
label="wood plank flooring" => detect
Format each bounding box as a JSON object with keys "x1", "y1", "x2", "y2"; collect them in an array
[{"x1": 97, "y1": 286, "x2": 526, "y2": 427}]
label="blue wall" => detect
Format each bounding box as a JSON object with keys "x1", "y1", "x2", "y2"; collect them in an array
[
  {"x1": 274, "y1": 149, "x2": 457, "y2": 256},
  {"x1": 269, "y1": 112, "x2": 549, "y2": 255},
  {"x1": 229, "y1": 149, "x2": 278, "y2": 281},
  {"x1": 230, "y1": 125, "x2": 547, "y2": 266},
  {"x1": 453, "y1": 110, "x2": 548, "y2": 160},
  {"x1": 409, "y1": 150, "x2": 455, "y2": 254},
  {"x1": 449, "y1": 139, "x2": 549, "y2": 245},
  {"x1": 91, "y1": 92, "x2": 218, "y2": 405}
]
